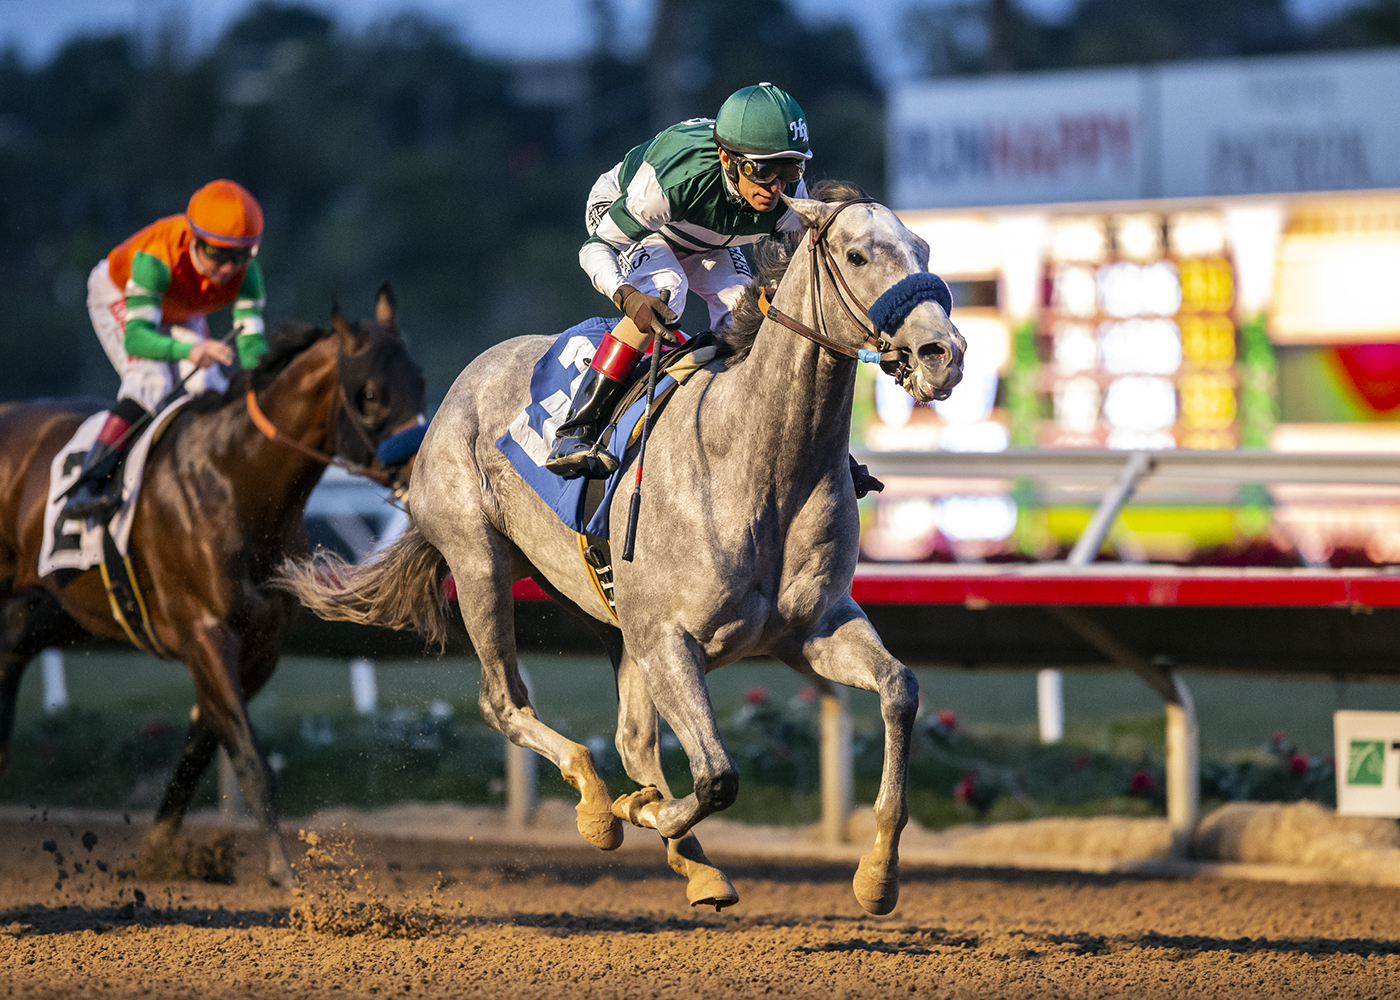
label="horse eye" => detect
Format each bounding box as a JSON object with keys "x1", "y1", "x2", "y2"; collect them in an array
[{"x1": 846, "y1": 251, "x2": 866, "y2": 266}]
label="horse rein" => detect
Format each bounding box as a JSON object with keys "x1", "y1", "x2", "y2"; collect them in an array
[
  {"x1": 245, "y1": 386, "x2": 394, "y2": 486},
  {"x1": 756, "y1": 197, "x2": 914, "y2": 385}
]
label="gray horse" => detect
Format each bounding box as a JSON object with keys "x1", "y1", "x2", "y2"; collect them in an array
[{"x1": 278, "y1": 188, "x2": 965, "y2": 915}]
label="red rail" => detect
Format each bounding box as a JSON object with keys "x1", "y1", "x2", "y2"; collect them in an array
[{"x1": 509, "y1": 565, "x2": 1400, "y2": 608}]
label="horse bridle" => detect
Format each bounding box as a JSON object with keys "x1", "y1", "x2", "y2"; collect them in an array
[
  {"x1": 245, "y1": 381, "x2": 420, "y2": 490},
  {"x1": 757, "y1": 197, "x2": 914, "y2": 386}
]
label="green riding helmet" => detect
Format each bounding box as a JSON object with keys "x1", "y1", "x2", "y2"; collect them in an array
[{"x1": 713, "y1": 82, "x2": 812, "y2": 161}]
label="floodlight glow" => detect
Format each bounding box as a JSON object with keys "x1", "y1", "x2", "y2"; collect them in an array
[
  {"x1": 1106, "y1": 428, "x2": 1176, "y2": 450},
  {"x1": 1048, "y1": 217, "x2": 1108, "y2": 263},
  {"x1": 1102, "y1": 375, "x2": 1177, "y2": 432},
  {"x1": 884, "y1": 496, "x2": 940, "y2": 539},
  {"x1": 902, "y1": 214, "x2": 998, "y2": 276},
  {"x1": 1052, "y1": 321, "x2": 1098, "y2": 374},
  {"x1": 939, "y1": 420, "x2": 1010, "y2": 452},
  {"x1": 1098, "y1": 319, "x2": 1182, "y2": 375},
  {"x1": 1224, "y1": 203, "x2": 1284, "y2": 317},
  {"x1": 1272, "y1": 233, "x2": 1400, "y2": 342},
  {"x1": 1099, "y1": 261, "x2": 1182, "y2": 318},
  {"x1": 874, "y1": 370, "x2": 917, "y2": 427},
  {"x1": 1169, "y1": 212, "x2": 1228, "y2": 258},
  {"x1": 1113, "y1": 214, "x2": 1163, "y2": 261},
  {"x1": 935, "y1": 495, "x2": 1019, "y2": 542},
  {"x1": 1053, "y1": 375, "x2": 1102, "y2": 434},
  {"x1": 994, "y1": 213, "x2": 1049, "y2": 322},
  {"x1": 934, "y1": 366, "x2": 998, "y2": 424},
  {"x1": 1053, "y1": 265, "x2": 1099, "y2": 317}
]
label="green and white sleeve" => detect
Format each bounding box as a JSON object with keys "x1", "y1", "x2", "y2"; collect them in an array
[
  {"x1": 579, "y1": 160, "x2": 675, "y2": 301},
  {"x1": 232, "y1": 259, "x2": 268, "y2": 368},
  {"x1": 123, "y1": 251, "x2": 191, "y2": 361}
]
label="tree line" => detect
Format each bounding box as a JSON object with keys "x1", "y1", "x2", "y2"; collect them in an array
[{"x1": 0, "y1": 0, "x2": 1389, "y2": 404}]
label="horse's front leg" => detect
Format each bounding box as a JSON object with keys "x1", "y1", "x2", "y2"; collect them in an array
[
  {"x1": 618, "y1": 631, "x2": 738, "y2": 842},
  {"x1": 610, "y1": 646, "x2": 738, "y2": 910},
  {"x1": 156, "y1": 620, "x2": 294, "y2": 887},
  {"x1": 785, "y1": 596, "x2": 917, "y2": 915},
  {"x1": 151, "y1": 600, "x2": 291, "y2": 883}
]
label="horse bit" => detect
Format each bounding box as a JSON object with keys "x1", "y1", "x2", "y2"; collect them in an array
[{"x1": 759, "y1": 197, "x2": 952, "y2": 388}]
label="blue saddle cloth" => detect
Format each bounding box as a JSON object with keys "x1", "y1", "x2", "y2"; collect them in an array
[{"x1": 495, "y1": 317, "x2": 678, "y2": 539}]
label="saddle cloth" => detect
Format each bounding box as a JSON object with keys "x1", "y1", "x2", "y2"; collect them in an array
[
  {"x1": 38, "y1": 396, "x2": 193, "y2": 579},
  {"x1": 496, "y1": 317, "x2": 691, "y2": 540}
]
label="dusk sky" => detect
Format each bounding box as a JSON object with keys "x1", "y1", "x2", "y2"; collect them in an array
[{"x1": 0, "y1": 0, "x2": 1371, "y2": 84}]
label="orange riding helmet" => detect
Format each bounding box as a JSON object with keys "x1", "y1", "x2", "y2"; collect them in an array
[{"x1": 186, "y1": 179, "x2": 263, "y2": 248}]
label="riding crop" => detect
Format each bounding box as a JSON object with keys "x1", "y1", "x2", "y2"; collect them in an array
[{"x1": 621, "y1": 321, "x2": 672, "y2": 562}]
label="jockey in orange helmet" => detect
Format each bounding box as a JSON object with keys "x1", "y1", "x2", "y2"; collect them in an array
[{"x1": 63, "y1": 179, "x2": 270, "y2": 520}]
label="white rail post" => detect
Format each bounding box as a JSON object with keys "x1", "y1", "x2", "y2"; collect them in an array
[
  {"x1": 40, "y1": 648, "x2": 67, "y2": 714},
  {"x1": 820, "y1": 685, "x2": 854, "y2": 846},
  {"x1": 505, "y1": 664, "x2": 537, "y2": 832},
  {"x1": 1036, "y1": 668, "x2": 1064, "y2": 744},
  {"x1": 349, "y1": 657, "x2": 378, "y2": 715},
  {"x1": 1164, "y1": 673, "x2": 1200, "y2": 858},
  {"x1": 1041, "y1": 452, "x2": 1156, "y2": 744}
]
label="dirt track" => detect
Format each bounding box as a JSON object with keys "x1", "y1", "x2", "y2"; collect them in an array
[{"x1": 3, "y1": 813, "x2": 1400, "y2": 999}]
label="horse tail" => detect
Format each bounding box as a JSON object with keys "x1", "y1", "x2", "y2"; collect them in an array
[{"x1": 275, "y1": 522, "x2": 453, "y2": 651}]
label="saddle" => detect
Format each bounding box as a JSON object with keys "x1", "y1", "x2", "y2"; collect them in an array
[{"x1": 575, "y1": 333, "x2": 730, "y2": 623}]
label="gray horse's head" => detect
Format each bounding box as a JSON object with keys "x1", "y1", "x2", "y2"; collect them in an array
[{"x1": 783, "y1": 196, "x2": 966, "y2": 403}]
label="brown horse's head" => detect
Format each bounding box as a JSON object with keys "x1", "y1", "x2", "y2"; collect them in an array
[{"x1": 330, "y1": 284, "x2": 427, "y2": 496}]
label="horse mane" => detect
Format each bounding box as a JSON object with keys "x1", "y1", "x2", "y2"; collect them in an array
[
  {"x1": 182, "y1": 321, "x2": 329, "y2": 415},
  {"x1": 720, "y1": 180, "x2": 869, "y2": 365}
]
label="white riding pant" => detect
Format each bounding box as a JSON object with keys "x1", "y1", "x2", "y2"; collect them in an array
[
  {"x1": 585, "y1": 172, "x2": 752, "y2": 331},
  {"x1": 87, "y1": 260, "x2": 227, "y2": 413}
]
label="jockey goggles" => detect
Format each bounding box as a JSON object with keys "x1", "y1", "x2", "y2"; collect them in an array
[
  {"x1": 196, "y1": 239, "x2": 256, "y2": 267},
  {"x1": 736, "y1": 155, "x2": 805, "y2": 187}
]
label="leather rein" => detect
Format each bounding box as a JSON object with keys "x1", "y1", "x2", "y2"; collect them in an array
[
  {"x1": 245, "y1": 383, "x2": 394, "y2": 486},
  {"x1": 756, "y1": 197, "x2": 913, "y2": 385}
]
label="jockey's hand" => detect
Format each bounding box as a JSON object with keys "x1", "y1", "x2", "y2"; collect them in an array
[
  {"x1": 189, "y1": 338, "x2": 235, "y2": 369},
  {"x1": 615, "y1": 284, "x2": 679, "y2": 343}
]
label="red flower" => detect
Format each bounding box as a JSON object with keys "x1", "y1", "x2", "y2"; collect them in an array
[
  {"x1": 798, "y1": 686, "x2": 816, "y2": 703},
  {"x1": 1271, "y1": 730, "x2": 1287, "y2": 746},
  {"x1": 1289, "y1": 752, "x2": 1310, "y2": 778},
  {"x1": 954, "y1": 773, "x2": 976, "y2": 803},
  {"x1": 441, "y1": 573, "x2": 458, "y2": 601},
  {"x1": 746, "y1": 687, "x2": 767, "y2": 705},
  {"x1": 1128, "y1": 770, "x2": 1155, "y2": 796},
  {"x1": 936, "y1": 709, "x2": 958, "y2": 731}
]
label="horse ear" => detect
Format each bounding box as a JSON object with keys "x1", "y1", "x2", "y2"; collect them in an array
[
  {"x1": 782, "y1": 194, "x2": 836, "y2": 231},
  {"x1": 331, "y1": 297, "x2": 367, "y2": 355},
  {"x1": 375, "y1": 283, "x2": 398, "y2": 334}
]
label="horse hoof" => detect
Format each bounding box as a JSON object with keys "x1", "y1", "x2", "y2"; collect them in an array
[
  {"x1": 687, "y1": 873, "x2": 739, "y2": 912},
  {"x1": 576, "y1": 802, "x2": 624, "y2": 851},
  {"x1": 852, "y1": 853, "x2": 900, "y2": 915},
  {"x1": 611, "y1": 786, "x2": 663, "y2": 829}
]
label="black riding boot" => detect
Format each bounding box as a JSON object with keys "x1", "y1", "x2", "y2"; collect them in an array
[
  {"x1": 61, "y1": 440, "x2": 126, "y2": 521},
  {"x1": 848, "y1": 454, "x2": 884, "y2": 500},
  {"x1": 544, "y1": 368, "x2": 628, "y2": 479}
]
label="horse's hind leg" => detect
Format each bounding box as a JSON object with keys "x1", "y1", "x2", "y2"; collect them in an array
[
  {"x1": 785, "y1": 597, "x2": 917, "y2": 916},
  {"x1": 0, "y1": 589, "x2": 83, "y2": 772},
  {"x1": 149, "y1": 607, "x2": 287, "y2": 858},
  {"x1": 153, "y1": 621, "x2": 293, "y2": 887},
  {"x1": 442, "y1": 527, "x2": 621, "y2": 850},
  {"x1": 609, "y1": 645, "x2": 738, "y2": 910}
]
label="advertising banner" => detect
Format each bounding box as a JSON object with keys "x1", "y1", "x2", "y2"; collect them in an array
[
  {"x1": 889, "y1": 67, "x2": 1147, "y2": 210},
  {"x1": 1161, "y1": 51, "x2": 1400, "y2": 198},
  {"x1": 890, "y1": 51, "x2": 1400, "y2": 209}
]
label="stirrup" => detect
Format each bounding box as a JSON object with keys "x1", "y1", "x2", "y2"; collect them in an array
[{"x1": 61, "y1": 478, "x2": 124, "y2": 521}]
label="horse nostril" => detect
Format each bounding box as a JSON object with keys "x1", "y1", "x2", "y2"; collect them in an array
[{"x1": 919, "y1": 342, "x2": 948, "y2": 364}]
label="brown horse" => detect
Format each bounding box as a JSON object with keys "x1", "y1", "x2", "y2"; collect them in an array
[{"x1": 0, "y1": 286, "x2": 425, "y2": 885}]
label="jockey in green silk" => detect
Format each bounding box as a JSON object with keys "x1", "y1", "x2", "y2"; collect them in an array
[{"x1": 546, "y1": 83, "x2": 811, "y2": 479}]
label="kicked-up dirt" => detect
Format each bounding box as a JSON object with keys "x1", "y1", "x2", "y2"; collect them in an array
[{"x1": 2, "y1": 810, "x2": 1399, "y2": 999}]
